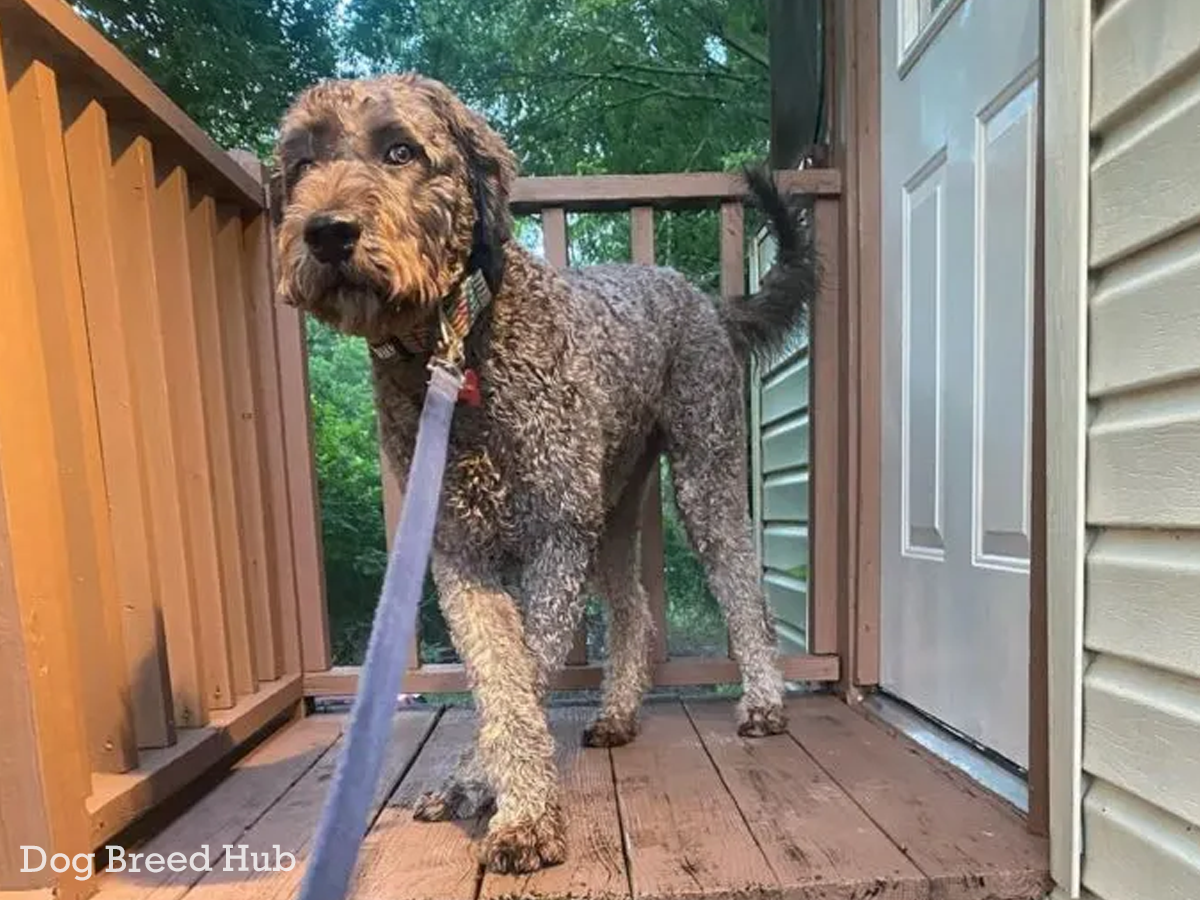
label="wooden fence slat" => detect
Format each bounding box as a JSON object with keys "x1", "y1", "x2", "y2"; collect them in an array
[
  {"x1": 6, "y1": 52, "x2": 135, "y2": 776},
  {"x1": 214, "y1": 209, "x2": 276, "y2": 686},
  {"x1": 809, "y1": 197, "x2": 840, "y2": 653},
  {"x1": 719, "y1": 201, "x2": 745, "y2": 297},
  {"x1": 631, "y1": 206, "x2": 668, "y2": 663},
  {"x1": 61, "y1": 92, "x2": 156, "y2": 769},
  {"x1": 107, "y1": 132, "x2": 186, "y2": 745},
  {"x1": 150, "y1": 164, "x2": 219, "y2": 726},
  {"x1": 540, "y1": 207, "x2": 588, "y2": 665},
  {"x1": 0, "y1": 33, "x2": 92, "y2": 894},
  {"x1": 275, "y1": 302, "x2": 332, "y2": 673},
  {"x1": 542, "y1": 206, "x2": 569, "y2": 268},
  {"x1": 241, "y1": 209, "x2": 303, "y2": 677},
  {"x1": 186, "y1": 193, "x2": 252, "y2": 704}
]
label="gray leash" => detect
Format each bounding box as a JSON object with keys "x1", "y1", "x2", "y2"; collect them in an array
[{"x1": 296, "y1": 362, "x2": 463, "y2": 900}]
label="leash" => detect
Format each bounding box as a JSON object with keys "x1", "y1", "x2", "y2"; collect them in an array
[{"x1": 296, "y1": 274, "x2": 490, "y2": 900}]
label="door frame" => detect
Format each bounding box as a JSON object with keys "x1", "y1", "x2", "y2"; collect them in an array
[{"x1": 827, "y1": 0, "x2": 1050, "y2": 837}]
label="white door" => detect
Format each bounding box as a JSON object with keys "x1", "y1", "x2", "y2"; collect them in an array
[{"x1": 880, "y1": 0, "x2": 1039, "y2": 768}]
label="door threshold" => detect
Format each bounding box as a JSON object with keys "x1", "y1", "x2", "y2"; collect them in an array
[{"x1": 862, "y1": 692, "x2": 1029, "y2": 814}]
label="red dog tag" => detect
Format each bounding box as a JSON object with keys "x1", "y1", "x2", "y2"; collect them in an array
[{"x1": 458, "y1": 368, "x2": 482, "y2": 406}]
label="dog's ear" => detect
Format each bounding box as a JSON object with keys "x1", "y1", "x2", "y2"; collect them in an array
[{"x1": 442, "y1": 96, "x2": 518, "y2": 291}]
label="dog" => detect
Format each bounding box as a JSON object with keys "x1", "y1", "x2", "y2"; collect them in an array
[{"x1": 270, "y1": 72, "x2": 817, "y2": 874}]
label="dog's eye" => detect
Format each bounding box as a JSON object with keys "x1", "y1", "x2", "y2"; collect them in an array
[
  {"x1": 291, "y1": 159, "x2": 314, "y2": 182},
  {"x1": 383, "y1": 143, "x2": 415, "y2": 166}
]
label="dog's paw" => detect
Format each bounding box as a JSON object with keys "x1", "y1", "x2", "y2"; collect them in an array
[
  {"x1": 582, "y1": 714, "x2": 639, "y2": 748},
  {"x1": 737, "y1": 704, "x2": 788, "y2": 738},
  {"x1": 413, "y1": 785, "x2": 495, "y2": 822},
  {"x1": 479, "y1": 804, "x2": 567, "y2": 874}
]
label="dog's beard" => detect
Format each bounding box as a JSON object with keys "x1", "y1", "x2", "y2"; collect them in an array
[{"x1": 282, "y1": 254, "x2": 434, "y2": 342}]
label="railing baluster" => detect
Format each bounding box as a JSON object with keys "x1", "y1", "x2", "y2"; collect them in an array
[
  {"x1": 232, "y1": 162, "x2": 305, "y2": 678},
  {"x1": 0, "y1": 31, "x2": 92, "y2": 890},
  {"x1": 60, "y1": 91, "x2": 152, "y2": 769},
  {"x1": 215, "y1": 210, "x2": 276, "y2": 688},
  {"x1": 109, "y1": 134, "x2": 186, "y2": 744},
  {"x1": 6, "y1": 53, "x2": 137, "y2": 776},
  {"x1": 151, "y1": 166, "x2": 219, "y2": 725},
  {"x1": 186, "y1": 193, "x2": 253, "y2": 705},
  {"x1": 809, "y1": 197, "x2": 840, "y2": 654},
  {"x1": 631, "y1": 206, "x2": 669, "y2": 664},
  {"x1": 275, "y1": 301, "x2": 332, "y2": 673}
]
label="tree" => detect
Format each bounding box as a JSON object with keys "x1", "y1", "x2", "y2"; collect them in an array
[{"x1": 74, "y1": 0, "x2": 341, "y2": 155}]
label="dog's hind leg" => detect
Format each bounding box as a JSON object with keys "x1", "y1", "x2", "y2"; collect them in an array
[
  {"x1": 660, "y1": 346, "x2": 788, "y2": 737},
  {"x1": 582, "y1": 449, "x2": 657, "y2": 748}
]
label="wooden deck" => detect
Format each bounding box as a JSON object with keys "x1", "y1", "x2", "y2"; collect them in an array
[{"x1": 91, "y1": 696, "x2": 1050, "y2": 900}]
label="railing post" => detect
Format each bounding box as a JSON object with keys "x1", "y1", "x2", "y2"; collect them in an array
[{"x1": 808, "y1": 196, "x2": 841, "y2": 654}]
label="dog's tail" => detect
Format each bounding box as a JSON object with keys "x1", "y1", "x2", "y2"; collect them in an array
[{"x1": 718, "y1": 165, "x2": 819, "y2": 363}]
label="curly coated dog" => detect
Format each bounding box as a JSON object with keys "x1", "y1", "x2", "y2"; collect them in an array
[{"x1": 270, "y1": 73, "x2": 817, "y2": 874}]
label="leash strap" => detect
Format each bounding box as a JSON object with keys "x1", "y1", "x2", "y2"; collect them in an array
[{"x1": 296, "y1": 362, "x2": 463, "y2": 900}]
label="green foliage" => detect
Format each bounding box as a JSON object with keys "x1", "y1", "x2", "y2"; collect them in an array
[
  {"x1": 306, "y1": 318, "x2": 454, "y2": 663},
  {"x1": 74, "y1": 0, "x2": 341, "y2": 155}
]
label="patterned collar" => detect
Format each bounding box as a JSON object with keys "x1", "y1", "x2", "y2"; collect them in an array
[{"x1": 368, "y1": 268, "x2": 493, "y2": 366}]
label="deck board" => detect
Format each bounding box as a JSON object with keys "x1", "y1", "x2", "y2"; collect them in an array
[
  {"x1": 684, "y1": 698, "x2": 928, "y2": 900},
  {"x1": 611, "y1": 700, "x2": 776, "y2": 899},
  {"x1": 94, "y1": 696, "x2": 1051, "y2": 900},
  {"x1": 480, "y1": 706, "x2": 628, "y2": 900},
  {"x1": 351, "y1": 708, "x2": 484, "y2": 900},
  {"x1": 94, "y1": 713, "x2": 344, "y2": 900},
  {"x1": 787, "y1": 697, "x2": 1050, "y2": 900},
  {"x1": 177, "y1": 707, "x2": 437, "y2": 899}
]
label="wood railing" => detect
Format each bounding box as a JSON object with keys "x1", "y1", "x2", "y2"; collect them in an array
[
  {"x1": 0, "y1": 1, "x2": 318, "y2": 894},
  {"x1": 303, "y1": 169, "x2": 844, "y2": 698}
]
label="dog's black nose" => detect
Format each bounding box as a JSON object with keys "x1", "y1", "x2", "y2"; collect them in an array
[{"x1": 304, "y1": 214, "x2": 361, "y2": 265}]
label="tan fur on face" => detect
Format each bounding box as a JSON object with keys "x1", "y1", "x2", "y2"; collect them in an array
[{"x1": 272, "y1": 74, "x2": 516, "y2": 341}]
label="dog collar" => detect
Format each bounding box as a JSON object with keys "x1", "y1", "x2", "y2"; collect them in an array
[
  {"x1": 369, "y1": 269, "x2": 492, "y2": 363},
  {"x1": 369, "y1": 269, "x2": 492, "y2": 405}
]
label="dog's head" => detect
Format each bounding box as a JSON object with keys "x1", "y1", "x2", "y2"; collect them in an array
[{"x1": 269, "y1": 74, "x2": 517, "y2": 340}]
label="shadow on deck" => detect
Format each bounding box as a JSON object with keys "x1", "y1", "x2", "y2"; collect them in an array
[{"x1": 92, "y1": 695, "x2": 1050, "y2": 900}]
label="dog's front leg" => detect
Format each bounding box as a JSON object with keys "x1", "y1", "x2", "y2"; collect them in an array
[
  {"x1": 428, "y1": 556, "x2": 566, "y2": 874},
  {"x1": 519, "y1": 531, "x2": 594, "y2": 698}
]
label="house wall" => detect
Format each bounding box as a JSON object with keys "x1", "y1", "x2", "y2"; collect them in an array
[
  {"x1": 1077, "y1": 0, "x2": 1200, "y2": 895},
  {"x1": 748, "y1": 228, "x2": 811, "y2": 653}
]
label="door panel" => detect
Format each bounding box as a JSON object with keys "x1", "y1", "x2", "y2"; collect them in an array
[{"x1": 880, "y1": 0, "x2": 1039, "y2": 767}]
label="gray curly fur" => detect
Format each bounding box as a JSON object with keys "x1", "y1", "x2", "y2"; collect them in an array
[{"x1": 271, "y1": 73, "x2": 818, "y2": 874}]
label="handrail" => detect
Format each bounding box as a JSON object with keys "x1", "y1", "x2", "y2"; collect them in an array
[
  {"x1": 0, "y1": 0, "x2": 263, "y2": 208},
  {"x1": 510, "y1": 169, "x2": 841, "y2": 213}
]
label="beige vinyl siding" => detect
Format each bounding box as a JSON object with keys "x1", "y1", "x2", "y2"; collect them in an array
[
  {"x1": 748, "y1": 227, "x2": 810, "y2": 652},
  {"x1": 1082, "y1": 2, "x2": 1200, "y2": 896}
]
